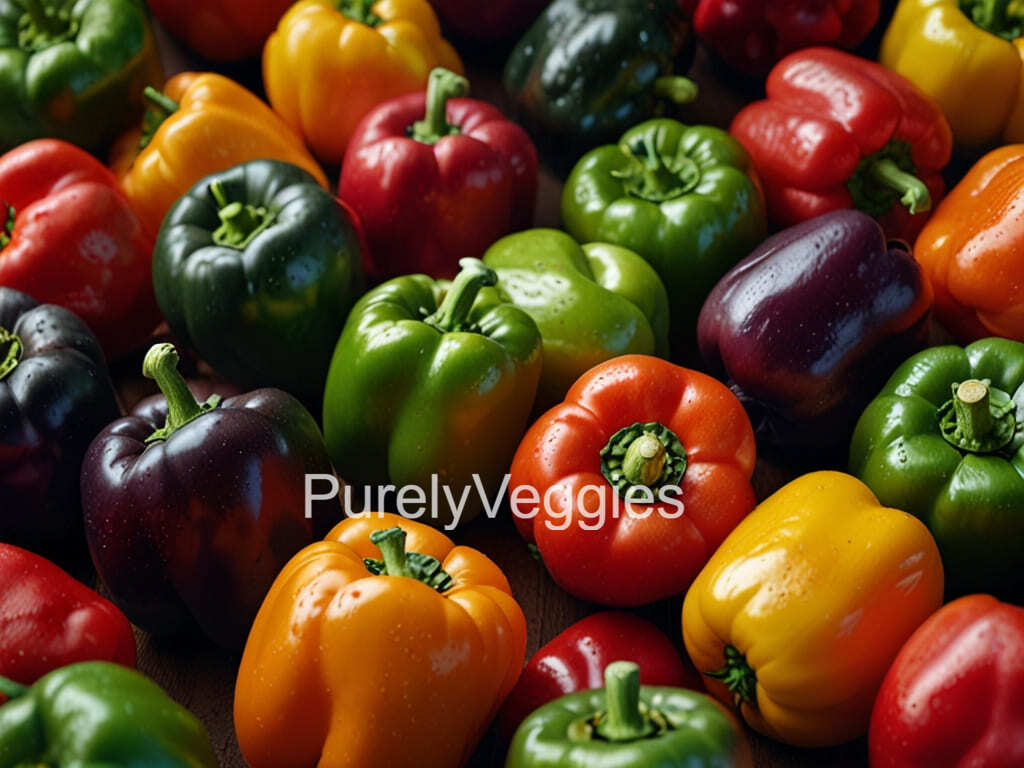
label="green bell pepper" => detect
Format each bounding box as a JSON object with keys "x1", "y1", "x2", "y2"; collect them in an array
[
  {"x1": 850, "y1": 338, "x2": 1024, "y2": 598},
  {"x1": 0, "y1": 661, "x2": 217, "y2": 767},
  {"x1": 506, "y1": 661, "x2": 749, "y2": 768},
  {"x1": 322, "y1": 258, "x2": 542, "y2": 529},
  {"x1": 482, "y1": 229, "x2": 669, "y2": 409},
  {"x1": 0, "y1": 0, "x2": 163, "y2": 153},
  {"x1": 561, "y1": 118, "x2": 766, "y2": 347},
  {"x1": 153, "y1": 159, "x2": 364, "y2": 406}
]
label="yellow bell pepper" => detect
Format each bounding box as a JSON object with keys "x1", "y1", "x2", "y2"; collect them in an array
[
  {"x1": 880, "y1": 0, "x2": 1024, "y2": 145},
  {"x1": 682, "y1": 471, "x2": 943, "y2": 748}
]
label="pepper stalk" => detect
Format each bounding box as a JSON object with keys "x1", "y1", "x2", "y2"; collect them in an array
[{"x1": 142, "y1": 344, "x2": 222, "y2": 443}]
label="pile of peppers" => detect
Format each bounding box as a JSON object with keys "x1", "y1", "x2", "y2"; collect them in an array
[{"x1": 1, "y1": 1, "x2": 1024, "y2": 767}]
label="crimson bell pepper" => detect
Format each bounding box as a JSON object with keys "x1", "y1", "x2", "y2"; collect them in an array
[
  {"x1": 730, "y1": 47, "x2": 952, "y2": 243},
  {"x1": 0, "y1": 139, "x2": 158, "y2": 359},
  {"x1": 340, "y1": 67, "x2": 537, "y2": 280},
  {"x1": 694, "y1": 0, "x2": 881, "y2": 76},
  {"x1": 147, "y1": 0, "x2": 294, "y2": 61},
  {"x1": 0, "y1": 544, "x2": 135, "y2": 690}
]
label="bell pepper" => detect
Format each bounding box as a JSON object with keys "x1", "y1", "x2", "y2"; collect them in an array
[
  {"x1": 0, "y1": 544, "x2": 135, "y2": 689},
  {"x1": 427, "y1": 0, "x2": 547, "y2": 40},
  {"x1": 881, "y1": 0, "x2": 1024, "y2": 146},
  {"x1": 694, "y1": 0, "x2": 881, "y2": 76},
  {"x1": 482, "y1": 229, "x2": 670, "y2": 410},
  {"x1": 81, "y1": 343, "x2": 338, "y2": 650},
  {"x1": 0, "y1": 0, "x2": 162, "y2": 154},
  {"x1": 263, "y1": 0, "x2": 463, "y2": 165},
  {"x1": 0, "y1": 661, "x2": 217, "y2": 767},
  {"x1": 730, "y1": 47, "x2": 952, "y2": 243},
  {"x1": 682, "y1": 471, "x2": 944, "y2": 748},
  {"x1": 109, "y1": 71, "x2": 328, "y2": 242},
  {"x1": 152, "y1": 159, "x2": 364, "y2": 406},
  {"x1": 0, "y1": 287, "x2": 119, "y2": 554},
  {"x1": 0, "y1": 139, "x2": 158, "y2": 359},
  {"x1": 322, "y1": 258, "x2": 542, "y2": 529},
  {"x1": 147, "y1": 0, "x2": 294, "y2": 61},
  {"x1": 850, "y1": 337, "x2": 1024, "y2": 598},
  {"x1": 235, "y1": 513, "x2": 527, "y2": 768},
  {"x1": 869, "y1": 594, "x2": 1024, "y2": 768},
  {"x1": 504, "y1": 0, "x2": 698, "y2": 160},
  {"x1": 340, "y1": 67, "x2": 538, "y2": 281},
  {"x1": 698, "y1": 209, "x2": 933, "y2": 452},
  {"x1": 913, "y1": 145, "x2": 1024, "y2": 343},
  {"x1": 498, "y1": 611, "x2": 698, "y2": 742},
  {"x1": 561, "y1": 118, "x2": 766, "y2": 345},
  {"x1": 506, "y1": 661, "x2": 751, "y2": 768},
  {"x1": 509, "y1": 355, "x2": 756, "y2": 606}
]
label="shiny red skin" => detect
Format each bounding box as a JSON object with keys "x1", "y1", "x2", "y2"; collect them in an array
[
  {"x1": 340, "y1": 94, "x2": 538, "y2": 280},
  {"x1": 870, "y1": 595, "x2": 1024, "y2": 768},
  {"x1": 0, "y1": 544, "x2": 135, "y2": 688},
  {"x1": 498, "y1": 611, "x2": 699, "y2": 741},
  {"x1": 0, "y1": 140, "x2": 158, "y2": 359},
  {"x1": 428, "y1": 0, "x2": 548, "y2": 40},
  {"x1": 147, "y1": 0, "x2": 293, "y2": 61}
]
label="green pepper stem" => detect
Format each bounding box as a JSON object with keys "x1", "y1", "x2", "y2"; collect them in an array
[
  {"x1": 0, "y1": 202, "x2": 15, "y2": 249},
  {"x1": 613, "y1": 130, "x2": 702, "y2": 203},
  {"x1": 653, "y1": 76, "x2": 699, "y2": 105},
  {"x1": 963, "y1": 0, "x2": 1024, "y2": 39},
  {"x1": 363, "y1": 526, "x2": 455, "y2": 591},
  {"x1": 707, "y1": 645, "x2": 757, "y2": 709},
  {"x1": 20, "y1": 0, "x2": 63, "y2": 36},
  {"x1": 410, "y1": 68, "x2": 469, "y2": 145},
  {"x1": 337, "y1": 0, "x2": 382, "y2": 26},
  {"x1": 424, "y1": 258, "x2": 496, "y2": 333},
  {"x1": 142, "y1": 344, "x2": 220, "y2": 442},
  {"x1": 0, "y1": 675, "x2": 27, "y2": 700},
  {"x1": 868, "y1": 158, "x2": 931, "y2": 215},
  {"x1": 143, "y1": 86, "x2": 179, "y2": 117},
  {"x1": 600, "y1": 421, "x2": 687, "y2": 499},
  {"x1": 595, "y1": 662, "x2": 653, "y2": 741},
  {"x1": 0, "y1": 327, "x2": 22, "y2": 381},
  {"x1": 622, "y1": 432, "x2": 668, "y2": 486},
  {"x1": 370, "y1": 527, "x2": 412, "y2": 578},
  {"x1": 953, "y1": 379, "x2": 995, "y2": 440},
  {"x1": 208, "y1": 181, "x2": 275, "y2": 250}
]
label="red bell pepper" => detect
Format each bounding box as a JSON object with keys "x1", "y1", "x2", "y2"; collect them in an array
[
  {"x1": 0, "y1": 140, "x2": 158, "y2": 359},
  {"x1": 694, "y1": 0, "x2": 880, "y2": 76},
  {"x1": 147, "y1": 0, "x2": 294, "y2": 61},
  {"x1": 0, "y1": 544, "x2": 136, "y2": 690},
  {"x1": 498, "y1": 611, "x2": 699, "y2": 742},
  {"x1": 428, "y1": 0, "x2": 548, "y2": 40},
  {"x1": 339, "y1": 67, "x2": 537, "y2": 280},
  {"x1": 730, "y1": 47, "x2": 952, "y2": 243},
  {"x1": 869, "y1": 594, "x2": 1024, "y2": 768}
]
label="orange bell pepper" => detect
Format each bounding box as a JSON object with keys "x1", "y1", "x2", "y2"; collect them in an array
[
  {"x1": 263, "y1": 0, "x2": 463, "y2": 164},
  {"x1": 109, "y1": 72, "x2": 328, "y2": 240},
  {"x1": 235, "y1": 513, "x2": 526, "y2": 768},
  {"x1": 914, "y1": 144, "x2": 1024, "y2": 342},
  {"x1": 682, "y1": 472, "x2": 943, "y2": 748}
]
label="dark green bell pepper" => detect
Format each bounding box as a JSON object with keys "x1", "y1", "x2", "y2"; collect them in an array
[
  {"x1": 0, "y1": 0, "x2": 163, "y2": 153},
  {"x1": 561, "y1": 118, "x2": 766, "y2": 347},
  {"x1": 0, "y1": 661, "x2": 217, "y2": 767},
  {"x1": 322, "y1": 258, "x2": 541, "y2": 529},
  {"x1": 482, "y1": 229, "x2": 669, "y2": 410},
  {"x1": 506, "y1": 661, "x2": 749, "y2": 768},
  {"x1": 153, "y1": 159, "x2": 364, "y2": 406},
  {"x1": 850, "y1": 338, "x2": 1024, "y2": 598}
]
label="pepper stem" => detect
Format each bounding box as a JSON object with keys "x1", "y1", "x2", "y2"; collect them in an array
[
  {"x1": 595, "y1": 662, "x2": 655, "y2": 741},
  {"x1": 337, "y1": 0, "x2": 382, "y2": 26},
  {"x1": 143, "y1": 86, "x2": 179, "y2": 116},
  {"x1": 707, "y1": 645, "x2": 757, "y2": 709},
  {"x1": 622, "y1": 433, "x2": 668, "y2": 486},
  {"x1": 600, "y1": 421, "x2": 687, "y2": 499},
  {"x1": 868, "y1": 158, "x2": 931, "y2": 215},
  {"x1": 363, "y1": 527, "x2": 454, "y2": 592},
  {"x1": 653, "y1": 76, "x2": 699, "y2": 105},
  {"x1": 954, "y1": 379, "x2": 994, "y2": 437},
  {"x1": 962, "y1": 0, "x2": 1024, "y2": 39},
  {"x1": 139, "y1": 87, "x2": 179, "y2": 150},
  {"x1": 0, "y1": 675, "x2": 27, "y2": 700},
  {"x1": 0, "y1": 326, "x2": 22, "y2": 381},
  {"x1": 18, "y1": 0, "x2": 76, "y2": 50},
  {"x1": 208, "y1": 181, "x2": 276, "y2": 250},
  {"x1": 613, "y1": 129, "x2": 702, "y2": 203},
  {"x1": 410, "y1": 68, "x2": 469, "y2": 145},
  {"x1": 21, "y1": 0, "x2": 63, "y2": 36},
  {"x1": 424, "y1": 258, "x2": 496, "y2": 333},
  {"x1": 142, "y1": 344, "x2": 221, "y2": 443},
  {"x1": 0, "y1": 202, "x2": 15, "y2": 249}
]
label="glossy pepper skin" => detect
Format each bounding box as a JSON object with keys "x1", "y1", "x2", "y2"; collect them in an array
[
  {"x1": 881, "y1": 0, "x2": 1024, "y2": 146},
  {"x1": 236, "y1": 513, "x2": 527, "y2": 768},
  {"x1": 683, "y1": 471, "x2": 944, "y2": 748},
  {"x1": 0, "y1": 0, "x2": 162, "y2": 154},
  {"x1": 323, "y1": 259, "x2": 541, "y2": 528},
  {"x1": 699, "y1": 210, "x2": 932, "y2": 452},
  {"x1": 850, "y1": 338, "x2": 1024, "y2": 598},
  {"x1": 0, "y1": 288, "x2": 119, "y2": 553},
  {"x1": 153, "y1": 159, "x2": 363, "y2": 406},
  {"x1": 81, "y1": 344, "x2": 338, "y2": 650},
  {"x1": 694, "y1": 0, "x2": 880, "y2": 76},
  {"x1": 509, "y1": 355, "x2": 757, "y2": 606},
  {"x1": 0, "y1": 139, "x2": 158, "y2": 359},
  {"x1": 562, "y1": 118, "x2": 766, "y2": 344},
  {"x1": 340, "y1": 67, "x2": 538, "y2": 280},
  {"x1": 0, "y1": 544, "x2": 135, "y2": 687},
  {"x1": 498, "y1": 611, "x2": 697, "y2": 742},
  {"x1": 110, "y1": 71, "x2": 328, "y2": 242},
  {"x1": 0, "y1": 661, "x2": 217, "y2": 767},
  {"x1": 913, "y1": 145, "x2": 1024, "y2": 343},
  {"x1": 483, "y1": 229, "x2": 670, "y2": 410},
  {"x1": 504, "y1": 0, "x2": 698, "y2": 159},
  {"x1": 506, "y1": 661, "x2": 751, "y2": 768},
  {"x1": 264, "y1": 0, "x2": 462, "y2": 165},
  {"x1": 147, "y1": 0, "x2": 293, "y2": 61},
  {"x1": 869, "y1": 594, "x2": 1024, "y2": 768},
  {"x1": 428, "y1": 0, "x2": 547, "y2": 40},
  {"x1": 730, "y1": 47, "x2": 952, "y2": 243}
]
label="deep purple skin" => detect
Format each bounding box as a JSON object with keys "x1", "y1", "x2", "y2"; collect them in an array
[
  {"x1": 697, "y1": 209, "x2": 932, "y2": 452},
  {"x1": 81, "y1": 388, "x2": 341, "y2": 650}
]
